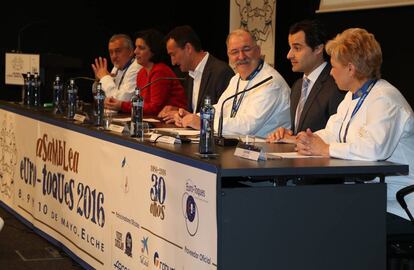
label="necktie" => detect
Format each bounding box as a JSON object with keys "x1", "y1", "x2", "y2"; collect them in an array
[{"x1": 295, "y1": 77, "x2": 310, "y2": 133}]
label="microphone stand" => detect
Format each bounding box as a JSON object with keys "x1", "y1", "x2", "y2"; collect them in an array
[
  {"x1": 215, "y1": 76, "x2": 273, "y2": 146},
  {"x1": 139, "y1": 77, "x2": 185, "y2": 91}
]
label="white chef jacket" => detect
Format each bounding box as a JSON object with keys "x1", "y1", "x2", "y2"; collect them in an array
[{"x1": 316, "y1": 79, "x2": 414, "y2": 219}]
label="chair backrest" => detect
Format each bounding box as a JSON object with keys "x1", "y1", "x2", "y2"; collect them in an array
[{"x1": 396, "y1": 184, "x2": 414, "y2": 223}]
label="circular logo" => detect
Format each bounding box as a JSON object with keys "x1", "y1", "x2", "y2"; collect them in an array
[
  {"x1": 182, "y1": 192, "x2": 199, "y2": 236},
  {"x1": 186, "y1": 195, "x2": 196, "y2": 222}
]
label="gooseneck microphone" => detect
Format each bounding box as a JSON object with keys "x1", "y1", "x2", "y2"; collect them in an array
[
  {"x1": 138, "y1": 77, "x2": 185, "y2": 92},
  {"x1": 215, "y1": 76, "x2": 273, "y2": 146},
  {"x1": 396, "y1": 185, "x2": 414, "y2": 222}
]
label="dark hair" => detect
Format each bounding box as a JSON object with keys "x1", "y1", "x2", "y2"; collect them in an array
[
  {"x1": 289, "y1": 20, "x2": 327, "y2": 50},
  {"x1": 134, "y1": 29, "x2": 167, "y2": 63},
  {"x1": 165, "y1": 25, "x2": 202, "y2": 51}
]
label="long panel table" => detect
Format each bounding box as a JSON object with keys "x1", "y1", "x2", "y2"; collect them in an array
[{"x1": 0, "y1": 101, "x2": 408, "y2": 270}]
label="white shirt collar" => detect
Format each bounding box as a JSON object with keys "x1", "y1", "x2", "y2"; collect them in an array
[
  {"x1": 304, "y1": 61, "x2": 327, "y2": 84},
  {"x1": 189, "y1": 52, "x2": 209, "y2": 79}
]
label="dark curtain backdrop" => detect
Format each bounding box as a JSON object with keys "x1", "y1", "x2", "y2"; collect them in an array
[{"x1": 1, "y1": 0, "x2": 413, "y2": 107}]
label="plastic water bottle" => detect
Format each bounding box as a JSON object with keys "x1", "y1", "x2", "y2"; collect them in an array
[
  {"x1": 94, "y1": 83, "x2": 106, "y2": 126},
  {"x1": 53, "y1": 75, "x2": 63, "y2": 113},
  {"x1": 130, "y1": 87, "x2": 144, "y2": 137},
  {"x1": 199, "y1": 96, "x2": 215, "y2": 154},
  {"x1": 32, "y1": 72, "x2": 41, "y2": 106},
  {"x1": 23, "y1": 72, "x2": 33, "y2": 106},
  {"x1": 66, "y1": 79, "x2": 78, "y2": 119}
]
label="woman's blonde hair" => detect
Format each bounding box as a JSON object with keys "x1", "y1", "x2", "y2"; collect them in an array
[{"x1": 326, "y1": 28, "x2": 382, "y2": 80}]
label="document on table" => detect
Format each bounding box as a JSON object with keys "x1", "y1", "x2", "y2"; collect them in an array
[
  {"x1": 153, "y1": 128, "x2": 199, "y2": 136},
  {"x1": 144, "y1": 118, "x2": 161, "y2": 123},
  {"x1": 267, "y1": 152, "x2": 325, "y2": 159},
  {"x1": 112, "y1": 117, "x2": 130, "y2": 123},
  {"x1": 111, "y1": 117, "x2": 161, "y2": 123}
]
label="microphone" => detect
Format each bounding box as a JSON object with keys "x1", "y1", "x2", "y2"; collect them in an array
[
  {"x1": 138, "y1": 77, "x2": 185, "y2": 91},
  {"x1": 396, "y1": 185, "x2": 414, "y2": 222},
  {"x1": 66, "y1": 76, "x2": 96, "y2": 85},
  {"x1": 215, "y1": 76, "x2": 273, "y2": 146}
]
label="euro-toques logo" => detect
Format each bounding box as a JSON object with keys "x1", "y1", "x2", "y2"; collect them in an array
[{"x1": 182, "y1": 179, "x2": 207, "y2": 236}]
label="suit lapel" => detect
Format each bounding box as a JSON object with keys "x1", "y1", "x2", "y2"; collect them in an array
[
  {"x1": 298, "y1": 64, "x2": 331, "y2": 132},
  {"x1": 196, "y1": 56, "x2": 213, "y2": 112},
  {"x1": 186, "y1": 76, "x2": 194, "y2": 112}
]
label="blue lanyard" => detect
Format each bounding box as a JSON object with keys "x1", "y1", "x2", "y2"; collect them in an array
[
  {"x1": 116, "y1": 58, "x2": 134, "y2": 90},
  {"x1": 338, "y1": 79, "x2": 377, "y2": 143},
  {"x1": 231, "y1": 59, "x2": 264, "y2": 118}
]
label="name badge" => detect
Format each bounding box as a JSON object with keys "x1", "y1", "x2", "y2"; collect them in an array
[
  {"x1": 108, "y1": 124, "x2": 125, "y2": 133},
  {"x1": 234, "y1": 142, "x2": 266, "y2": 161},
  {"x1": 73, "y1": 114, "x2": 86, "y2": 123},
  {"x1": 149, "y1": 133, "x2": 181, "y2": 144}
]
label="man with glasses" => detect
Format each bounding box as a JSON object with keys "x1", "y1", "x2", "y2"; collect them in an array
[
  {"x1": 175, "y1": 28, "x2": 290, "y2": 138},
  {"x1": 91, "y1": 34, "x2": 141, "y2": 101}
]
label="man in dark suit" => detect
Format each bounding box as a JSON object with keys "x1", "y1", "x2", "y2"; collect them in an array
[
  {"x1": 159, "y1": 25, "x2": 234, "y2": 122},
  {"x1": 267, "y1": 20, "x2": 345, "y2": 142}
]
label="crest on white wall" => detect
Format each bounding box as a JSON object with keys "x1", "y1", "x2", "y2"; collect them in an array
[{"x1": 230, "y1": 0, "x2": 277, "y2": 66}]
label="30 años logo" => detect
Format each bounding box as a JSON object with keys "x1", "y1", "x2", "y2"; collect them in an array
[{"x1": 149, "y1": 172, "x2": 166, "y2": 220}]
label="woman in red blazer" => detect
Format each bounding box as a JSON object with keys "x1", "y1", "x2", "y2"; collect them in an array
[{"x1": 106, "y1": 29, "x2": 187, "y2": 115}]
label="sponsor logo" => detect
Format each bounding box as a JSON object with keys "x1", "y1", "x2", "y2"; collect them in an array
[
  {"x1": 114, "y1": 231, "x2": 124, "y2": 251},
  {"x1": 182, "y1": 179, "x2": 207, "y2": 236},
  {"x1": 113, "y1": 260, "x2": 130, "y2": 270},
  {"x1": 141, "y1": 236, "x2": 149, "y2": 255},
  {"x1": 124, "y1": 232, "x2": 132, "y2": 257},
  {"x1": 139, "y1": 236, "x2": 149, "y2": 267},
  {"x1": 149, "y1": 167, "x2": 167, "y2": 220},
  {"x1": 153, "y1": 251, "x2": 175, "y2": 270}
]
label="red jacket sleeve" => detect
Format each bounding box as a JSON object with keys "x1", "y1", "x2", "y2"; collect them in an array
[{"x1": 140, "y1": 67, "x2": 173, "y2": 115}]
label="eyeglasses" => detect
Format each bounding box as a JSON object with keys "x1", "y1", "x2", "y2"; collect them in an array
[{"x1": 228, "y1": 46, "x2": 256, "y2": 56}]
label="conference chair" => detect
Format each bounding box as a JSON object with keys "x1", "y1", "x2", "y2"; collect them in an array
[{"x1": 387, "y1": 185, "x2": 414, "y2": 270}]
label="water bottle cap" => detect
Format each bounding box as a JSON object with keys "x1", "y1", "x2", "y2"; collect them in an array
[{"x1": 204, "y1": 96, "x2": 211, "y2": 105}]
